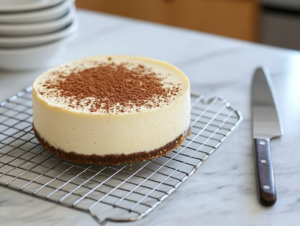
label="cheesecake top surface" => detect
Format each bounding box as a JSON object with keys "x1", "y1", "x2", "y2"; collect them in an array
[{"x1": 33, "y1": 55, "x2": 190, "y2": 114}]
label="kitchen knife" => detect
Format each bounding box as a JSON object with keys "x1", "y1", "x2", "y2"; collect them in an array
[{"x1": 252, "y1": 67, "x2": 283, "y2": 206}]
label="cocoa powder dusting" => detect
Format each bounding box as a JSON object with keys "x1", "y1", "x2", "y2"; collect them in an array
[{"x1": 42, "y1": 61, "x2": 180, "y2": 113}]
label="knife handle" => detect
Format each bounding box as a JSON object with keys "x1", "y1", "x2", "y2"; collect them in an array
[{"x1": 254, "y1": 138, "x2": 276, "y2": 206}]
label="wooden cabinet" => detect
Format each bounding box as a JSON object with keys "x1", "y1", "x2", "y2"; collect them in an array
[{"x1": 76, "y1": 0, "x2": 258, "y2": 41}]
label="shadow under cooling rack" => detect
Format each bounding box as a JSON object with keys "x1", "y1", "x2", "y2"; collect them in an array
[{"x1": 0, "y1": 87, "x2": 242, "y2": 225}]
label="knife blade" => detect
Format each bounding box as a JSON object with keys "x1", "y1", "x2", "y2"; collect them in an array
[{"x1": 251, "y1": 67, "x2": 283, "y2": 206}]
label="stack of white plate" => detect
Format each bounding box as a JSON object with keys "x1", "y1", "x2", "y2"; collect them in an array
[{"x1": 0, "y1": 0, "x2": 77, "y2": 71}]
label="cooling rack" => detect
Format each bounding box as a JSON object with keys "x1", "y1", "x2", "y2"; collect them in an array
[{"x1": 0, "y1": 87, "x2": 242, "y2": 225}]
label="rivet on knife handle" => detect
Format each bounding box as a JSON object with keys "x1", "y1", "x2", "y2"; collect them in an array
[{"x1": 254, "y1": 138, "x2": 276, "y2": 206}]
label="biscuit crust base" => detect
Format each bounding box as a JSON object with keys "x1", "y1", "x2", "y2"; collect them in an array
[{"x1": 33, "y1": 125, "x2": 191, "y2": 165}]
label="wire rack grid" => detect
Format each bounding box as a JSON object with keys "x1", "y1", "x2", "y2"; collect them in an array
[{"x1": 0, "y1": 87, "x2": 242, "y2": 225}]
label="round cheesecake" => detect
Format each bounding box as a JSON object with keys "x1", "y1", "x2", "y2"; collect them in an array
[{"x1": 32, "y1": 55, "x2": 190, "y2": 165}]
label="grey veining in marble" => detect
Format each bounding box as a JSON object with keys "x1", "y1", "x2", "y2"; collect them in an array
[{"x1": 0, "y1": 9, "x2": 300, "y2": 226}]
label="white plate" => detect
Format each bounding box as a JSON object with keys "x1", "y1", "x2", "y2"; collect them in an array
[
  {"x1": 0, "y1": 0, "x2": 75, "y2": 24},
  {"x1": 0, "y1": 33, "x2": 76, "y2": 71},
  {"x1": 0, "y1": 5, "x2": 75, "y2": 36},
  {"x1": 0, "y1": 0, "x2": 64, "y2": 12},
  {"x1": 0, "y1": 18, "x2": 77, "y2": 48}
]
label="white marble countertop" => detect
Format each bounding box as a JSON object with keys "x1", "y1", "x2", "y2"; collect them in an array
[{"x1": 0, "y1": 9, "x2": 300, "y2": 226}]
